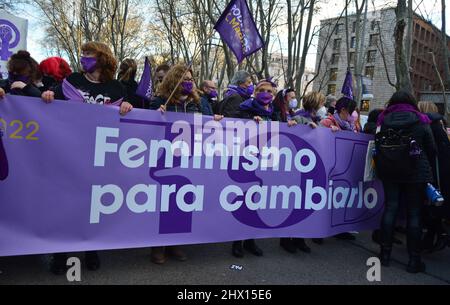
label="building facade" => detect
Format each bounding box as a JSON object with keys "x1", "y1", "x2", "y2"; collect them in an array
[{"x1": 313, "y1": 7, "x2": 450, "y2": 112}]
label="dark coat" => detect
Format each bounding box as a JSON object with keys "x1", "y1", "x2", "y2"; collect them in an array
[
  {"x1": 120, "y1": 79, "x2": 146, "y2": 109},
  {"x1": 380, "y1": 111, "x2": 436, "y2": 184},
  {"x1": 0, "y1": 79, "x2": 42, "y2": 98},
  {"x1": 200, "y1": 95, "x2": 214, "y2": 116},
  {"x1": 149, "y1": 96, "x2": 201, "y2": 113},
  {"x1": 427, "y1": 113, "x2": 450, "y2": 200},
  {"x1": 216, "y1": 93, "x2": 245, "y2": 118}
]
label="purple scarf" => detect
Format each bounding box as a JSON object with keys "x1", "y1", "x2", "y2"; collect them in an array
[
  {"x1": 333, "y1": 113, "x2": 353, "y2": 131},
  {"x1": 224, "y1": 85, "x2": 251, "y2": 99},
  {"x1": 239, "y1": 98, "x2": 273, "y2": 117},
  {"x1": 376, "y1": 104, "x2": 432, "y2": 126}
]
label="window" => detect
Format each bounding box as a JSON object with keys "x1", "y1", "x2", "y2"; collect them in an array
[
  {"x1": 367, "y1": 50, "x2": 377, "y2": 63},
  {"x1": 371, "y1": 20, "x2": 378, "y2": 31},
  {"x1": 331, "y1": 53, "x2": 340, "y2": 65},
  {"x1": 352, "y1": 21, "x2": 357, "y2": 33},
  {"x1": 335, "y1": 24, "x2": 343, "y2": 35},
  {"x1": 333, "y1": 38, "x2": 342, "y2": 50},
  {"x1": 369, "y1": 34, "x2": 379, "y2": 47},
  {"x1": 349, "y1": 52, "x2": 355, "y2": 66},
  {"x1": 365, "y1": 66, "x2": 375, "y2": 79},
  {"x1": 329, "y1": 68, "x2": 338, "y2": 81},
  {"x1": 327, "y1": 84, "x2": 337, "y2": 95},
  {"x1": 350, "y1": 37, "x2": 356, "y2": 49}
]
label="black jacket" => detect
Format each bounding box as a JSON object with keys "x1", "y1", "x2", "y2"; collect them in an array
[
  {"x1": 216, "y1": 93, "x2": 245, "y2": 118},
  {"x1": 427, "y1": 113, "x2": 450, "y2": 183},
  {"x1": 381, "y1": 111, "x2": 436, "y2": 183},
  {"x1": 0, "y1": 79, "x2": 42, "y2": 98},
  {"x1": 120, "y1": 79, "x2": 146, "y2": 109},
  {"x1": 363, "y1": 122, "x2": 377, "y2": 135},
  {"x1": 149, "y1": 96, "x2": 201, "y2": 113}
]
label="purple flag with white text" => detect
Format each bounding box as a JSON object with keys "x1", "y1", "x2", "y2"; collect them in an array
[
  {"x1": 214, "y1": 0, "x2": 264, "y2": 63},
  {"x1": 341, "y1": 70, "x2": 354, "y2": 100},
  {"x1": 136, "y1": 57, "x2": 153, "y2": 101}
]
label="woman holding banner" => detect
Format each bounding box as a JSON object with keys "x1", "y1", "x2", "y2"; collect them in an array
[
  {"x1": 40, "y1": 41, "x2": 133, "y2": 275},
  {"x1": 228, "y1": 78, "x2": 279, "y2": 258},
  {"x1": 0, "y1": 50, "x2": 42, "y2": 98},
  {"x1": 41, "y1": 41, "x2": 133, "y2": 115},
  {"x1": 148, "y1": 63, "x2": 200, "y2": 264}
]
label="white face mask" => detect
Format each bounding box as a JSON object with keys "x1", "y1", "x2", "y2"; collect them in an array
[
  {"x1": 288, "y1": 99, "x2": 298, "y2": 109},
  {"x1": 317, "y1": 106, "x2": 327, "y2": 119}
]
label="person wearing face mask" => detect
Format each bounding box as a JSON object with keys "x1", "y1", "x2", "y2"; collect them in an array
[
  {"x1": 216, "y1": 70, "x2": 254, "y2": 118},
  {"x1": 149, "y1": 64, "x2": 201, "y2": 114},
  {"x1": 149, "y1": 64, "x2": 222, "y2": 264},
  {"x1": 288, "y1": 91, "x2": 325, "y2": 129},
  {"x1": 348, "y1": 108, "x2": 362, "y2": 133},
  {"x1": 40, "y1": 42, "x2": 133, "y2": 275},
  {"x1": 199, "y1": 80, "x2": 219, "y2": 116},
  {"x1": 320, "y1": 97, "x2": 357, "y2": 132},
  {"x1": 41, "y1": 42, "x2": 133, "y2": 115},
  {"x1": 228, "y1": 79, "x2": 278, "y2": 259},
  {"x1": 272, "y1": 88, "x2": 297, "y2": 122},
  {"x1": 0, "y1": 50, "x2": 42, "y2": 97},
  {"x1": 318, "y1": 96, "x2": 359, "y2": 243},
  {"x1": 39, "y1": 56, "x2": 72, "y2": 92}
]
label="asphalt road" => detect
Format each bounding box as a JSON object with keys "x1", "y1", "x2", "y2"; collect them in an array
[{"x1": 0, "y1": 231, "x2": 449, "y2": 285}]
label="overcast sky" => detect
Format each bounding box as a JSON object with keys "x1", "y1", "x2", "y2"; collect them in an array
[{"x1": 19, "y1": 0, "x2": 450, "y2": 71}]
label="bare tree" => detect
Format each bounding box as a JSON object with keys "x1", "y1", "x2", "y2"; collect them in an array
[
  {"x1": 33, "y1": 0, "x2": 150, "y2": 69},
  {"x1": 394, "y1": 0, "x2": 413, "y2": 93},
  {"x1": 441, "y1": 0, "x2": 450, "y2": 89}
]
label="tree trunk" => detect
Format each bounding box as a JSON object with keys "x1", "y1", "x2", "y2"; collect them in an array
[
  {"x1": 394, "y1": 0, "x2": 413, "y2": 93},
  {"x1": 442, "y1": 0, "x2": 450, "y2": 89}
]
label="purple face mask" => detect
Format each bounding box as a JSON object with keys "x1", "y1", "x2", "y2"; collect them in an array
[
  {"x1": 80, "y1": 56, "x2": 97, "y2": 73},
  {"x1": 255, "y1": 92, "x2": 273, "y2": 105},
  {"x1": 208, "y1": 90, "x2": 218, "y2": 98},
  {"x1": 246, "y1": 84, "x2": 255, "y2": 96},
  {"x1": 9, "y1": 74, "x2": 30, "y2": 83},
  {"x1": 181, "y1": 81, "x2": 194, "y2": 95}
]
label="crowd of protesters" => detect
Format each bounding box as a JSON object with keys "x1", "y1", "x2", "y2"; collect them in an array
[{"x1": 0, "y1": 43, "x2": 449, "y2": 275}]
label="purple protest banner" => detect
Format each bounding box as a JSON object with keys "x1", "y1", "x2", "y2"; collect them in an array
[
  {"x1": 0, "y1": 96, "x2": 383, "y2": 257},
  {"x1": 135, "y1": 57, "x2": 153, "y2": 102},
  {"x1": 341, "y1": 69, "x2": 354, "y2": 100},
  {"x1": 214, "y1": 0, "x2": 264, "y2": 63}
]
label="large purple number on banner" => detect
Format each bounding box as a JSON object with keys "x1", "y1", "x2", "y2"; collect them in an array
[
  {"x1": 0, "y1": 134, "x2": 8, "y2": 180},
  {"x1": 229, "y1": 132, "x2": 327, "y2": 229},
  {"x1": 0, "y1": 19, "x2": 21, "y2": 61},
  {"x1": 149, "y1": 124, "x2": 194, "y2": 234}
]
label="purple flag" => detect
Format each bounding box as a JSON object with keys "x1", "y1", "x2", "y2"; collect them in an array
[
  {"x1": 214, "y1": 0, "x2": 264, "y2": 63},
  {"x1": 341, "y1": 70, "x2": 354, "y2": 100},
  {"x1": 136, "y1": 57, "x2": 153, "y2": 101}
]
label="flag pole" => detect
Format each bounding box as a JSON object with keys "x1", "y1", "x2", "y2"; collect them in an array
[{"x1": 164, "y1": 30, "x2": 216, "y2": 108}]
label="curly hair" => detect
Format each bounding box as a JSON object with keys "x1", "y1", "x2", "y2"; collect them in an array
[
  {"x1": 7, "y1": 50, "x2": 42, "y2": 83},
  {"x1": 156, "y1": 63, "x2": 200, "y2": 104},
  {"x1": 81, "y1": 41, "x2": 117, "y2": 82}
]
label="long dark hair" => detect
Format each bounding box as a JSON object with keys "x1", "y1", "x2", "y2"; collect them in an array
[
  {"x1": 273, "y1": 88, "x2": 295, "y2": 122},
  {"x1": 387, "y1": 90, "x2": 418, "y2": 110}
]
